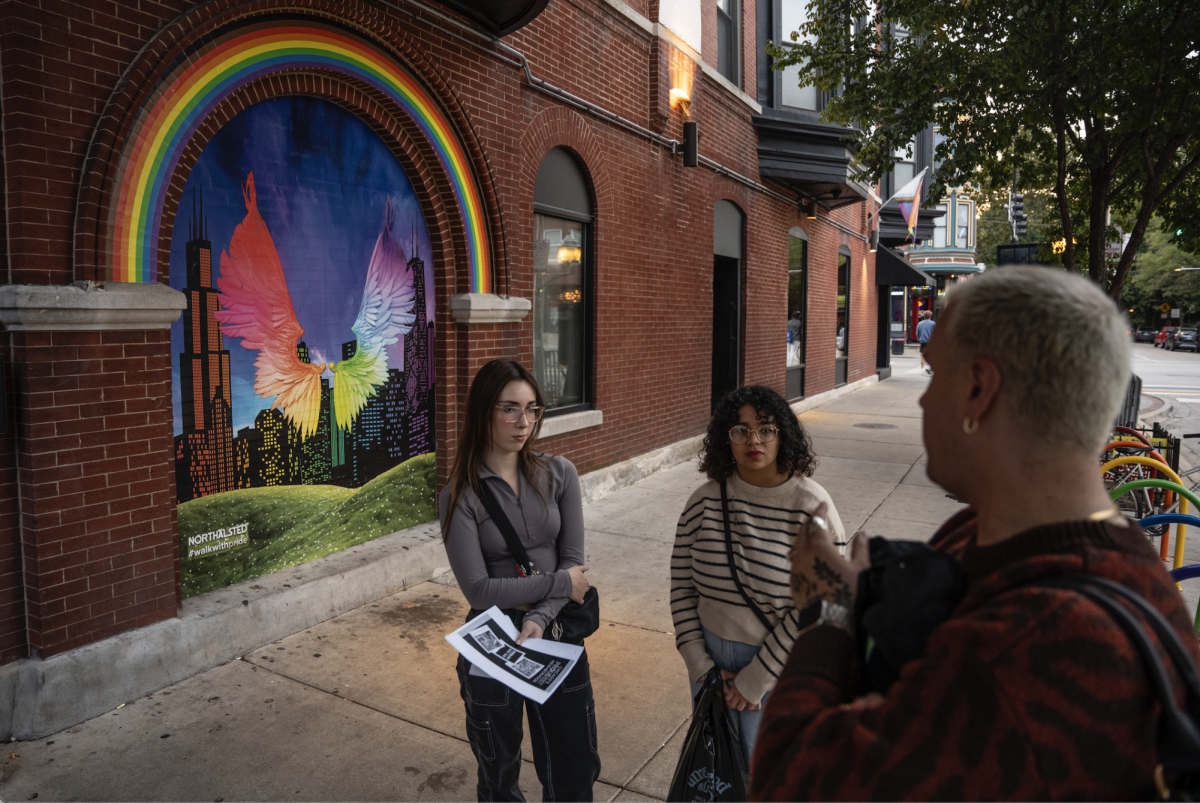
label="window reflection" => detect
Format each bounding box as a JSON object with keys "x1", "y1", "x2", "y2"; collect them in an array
[
  {"x1": 533, "y1": 213, "x2": 585, "y2": 408},
  {"x1": 836, "y1": 253, "x2": 849, "y2": 358},
  {"x1": 956, "y1": 201, "x2": 972, "y2": 248},
  {"x1": 787, "y1": 236, "x2": 806, "y2": 367}
]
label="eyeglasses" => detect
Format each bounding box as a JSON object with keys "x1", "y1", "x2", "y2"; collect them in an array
[
  {"x1": 729, "y1": 425, "x2": 779, "y2": 444},
  {"x1": 495, "y1": 405, "x2": 545, "y2": 424}
]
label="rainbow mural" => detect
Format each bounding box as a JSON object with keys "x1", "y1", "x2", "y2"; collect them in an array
[{"x1": 106, "y1": 21, "x2": 491, "y2": 292}]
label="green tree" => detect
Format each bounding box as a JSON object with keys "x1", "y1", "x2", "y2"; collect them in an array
[
  {"x1": 768, "y1": 0, "x2": 1200, "y2": 299},
  {"x1": 1121, "y1": 217, "x2": 1200, "y2": 327}
]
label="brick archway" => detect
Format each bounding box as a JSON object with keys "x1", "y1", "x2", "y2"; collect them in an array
[{"x1": 72, "y1": 2, "x2": 506, "y2": 297}]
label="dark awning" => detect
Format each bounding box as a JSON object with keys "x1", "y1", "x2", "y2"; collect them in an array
[
  {"x1": 752, "y1": 112, "x2": 871, "y2": 211},
  {"x1": 876, "y1": 246, "x2": 935, "y2": 286},
  {"x1": 438, "y1": 0, "x2": 551, "y2": 36}
]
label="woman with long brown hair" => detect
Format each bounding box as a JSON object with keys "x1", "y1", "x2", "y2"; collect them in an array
[{"x1": 440, "y1": 359, "x2": 598, "y2": 801}]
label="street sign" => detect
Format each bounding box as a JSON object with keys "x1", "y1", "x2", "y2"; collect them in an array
[
  {"x1": 1172, "y1": 309, "x2": 1182, "y2": 318},
  {"x1": 1160, "y1": 303, "x2": 1173, "y2": 313}
]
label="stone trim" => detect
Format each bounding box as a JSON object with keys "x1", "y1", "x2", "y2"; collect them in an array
[
  {"x1": 537, "y1": 409, "x2": 603, "y2": 439},
  {"x1": 599, "y1": 0, "x2": 762, "y2": 114},
  {"x1": 449, "y1": 293, "x2": 532, "y2": 324},
  {"x1": 0, "y1": 282, "x2": 187, "y2": 332}
]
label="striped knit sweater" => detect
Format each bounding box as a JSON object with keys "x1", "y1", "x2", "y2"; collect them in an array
[{"x1": 671, "y1": 473, "x2": 847, "y2": 704}]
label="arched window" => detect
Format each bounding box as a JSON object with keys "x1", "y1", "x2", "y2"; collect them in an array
[
  {"x1": 533, "y1": 148, "x2": 593, "y2": 412},
  {"x1": 786, "y1": 227, "x2": 807, "y2": 400},
  {"x1": 836, "y1": 246, "x2": 851, "y2": 386}
]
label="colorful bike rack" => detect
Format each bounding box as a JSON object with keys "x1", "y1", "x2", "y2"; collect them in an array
[
  {"x1": 1102, "y1": 457, "x2": 1190, "y2": 564},
  {"x1": 1109, "y1": 477, "x2": 1200, "y2": 569}
]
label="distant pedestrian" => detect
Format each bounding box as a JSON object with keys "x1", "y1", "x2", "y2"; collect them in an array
[
  {"x1": 439, "y1": 359, "x2": 599, "y2": 801},
  {"x1": 671, "y1": 385, "x2": 846, "y2": 764},
  {"x1": 787, "y1": 312, "x2": 802, "y2": 366},
  {"x1": 916, "y1": 309, "x2": 935, "y2": 375}
]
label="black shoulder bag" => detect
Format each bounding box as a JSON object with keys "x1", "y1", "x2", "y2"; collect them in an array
[
  {"x1": 719, "y1": 480, "x2": 776, "y2": 632},
  {"x1": 855, "y1": 537, "x2": 1200, "y2": 800},
  {"x1": 477, "y1": 479, "x2": 599, "y2": 644}
]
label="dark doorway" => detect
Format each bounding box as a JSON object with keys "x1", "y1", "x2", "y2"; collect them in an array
[{"x1": 712, "y1": 254, "x2": 741, "y2": 411}]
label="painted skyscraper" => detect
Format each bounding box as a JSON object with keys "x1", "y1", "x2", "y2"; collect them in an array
[
  {"x1": 403, "y1": 246, "x2": 434, "y2": 457},
  {"x1": 175, "y1": 188, "x2": 235, "y2": 502}
]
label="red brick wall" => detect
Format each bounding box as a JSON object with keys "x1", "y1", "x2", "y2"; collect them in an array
[
  {"x1": 0, "y1": 0, "x2": 878, "y2": 662},
  {"x1": 11, "y1": 330, "x2": 177, "y2": 658}
]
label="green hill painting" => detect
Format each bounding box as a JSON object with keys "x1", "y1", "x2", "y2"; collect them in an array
[{"x1": 178, "y1": 453, "x2": 437, "y2": 598}]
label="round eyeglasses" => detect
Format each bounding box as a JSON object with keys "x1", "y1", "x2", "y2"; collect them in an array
[
  {"x1": 729, "y1": 425, "x2": 779, "y2": 444},
  {"x1": 495, "y1": 405, "x2": 545, "y2": 424}
]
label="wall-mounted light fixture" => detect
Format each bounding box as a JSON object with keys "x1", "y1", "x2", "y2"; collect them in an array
[
  {"x1": 683, "y1": 122, "x2": 698, "y2": 167},
  {"x1": 804, "y1": 200, "x2": 818, "y2": 220},
  {"x1": 668, "y1": 45, "x2": 695, "y2": 117},
  {"x1": 869, "y1": 229, "x2": 880, "y2": 253}
]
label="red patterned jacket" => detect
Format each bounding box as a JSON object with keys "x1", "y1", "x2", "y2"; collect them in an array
[{"x1": 751, "y1": 509, "x2": 1200, "y2": 800}]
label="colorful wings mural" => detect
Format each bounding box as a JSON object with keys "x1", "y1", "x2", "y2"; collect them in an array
[
  {"x1": 329, "y1": 199, "x2": 417, "y2": 430},
  {"x1": 215, "y1": 172, "x2": 417, "y2": 439}
]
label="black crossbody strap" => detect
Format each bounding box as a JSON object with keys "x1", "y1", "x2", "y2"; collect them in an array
[
  {"x1": 477, "y1": 480, "x2": 537, "y2": 577},
  {"x1": 1043, "y1": 575, "x2": 1200, "y2": 773},
  {"x1": 720, "y1": 480, "x2": 774, "y2": 631}
]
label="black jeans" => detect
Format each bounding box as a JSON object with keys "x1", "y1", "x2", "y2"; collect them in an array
[{"x1": 456, "y1": 648, "x2": 601, "y2": 801}]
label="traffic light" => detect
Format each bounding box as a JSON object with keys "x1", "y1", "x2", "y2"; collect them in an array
[{"x1": 1009, "y1": 192, "x2": 1027, "y2": 241}]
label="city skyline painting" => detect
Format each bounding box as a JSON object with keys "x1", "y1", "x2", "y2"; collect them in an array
[{"x1": 169, "y1": 96, "x2": 437, "y2": 597}]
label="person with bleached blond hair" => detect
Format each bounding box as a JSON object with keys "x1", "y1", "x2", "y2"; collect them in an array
[{"x1": 753, "y1": 266, "x2": 1200, "y2": 800}]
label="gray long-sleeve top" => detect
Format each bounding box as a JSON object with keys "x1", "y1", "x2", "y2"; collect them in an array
[{"x1": 438, "y1": 454, "x2": 585, "y2": 631}]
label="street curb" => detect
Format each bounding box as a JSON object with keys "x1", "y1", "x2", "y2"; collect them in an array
[
  {"x1": 1140, "y1": 393, "x2": 1175, "y2": 425},
  {"x1": 0, "y1": 375, "x2": 883, "y2": 742}
]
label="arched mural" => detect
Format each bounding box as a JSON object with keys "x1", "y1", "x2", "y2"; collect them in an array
[
  {"x1": 105, "y1": 20, "x2": 491, "y2": 293},
  {"x1": 170, "y1": 96, "x2": 437, "y2": 597}
]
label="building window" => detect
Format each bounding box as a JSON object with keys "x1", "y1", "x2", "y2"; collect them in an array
[
  {"x1": 932, "y1": 204, "x2": 947, "y2": 248},
  {"x1": 787, "y1": 232, "x2": 806, "y2": 368},
  {"x1": 836, "y1": 250, "x2": 850, "y2": 386},
  {"x1": 717, "y1": 0, "x2": 739, "y2": 84},
  {"x1": 779, "y1": 0, "x2": 819, "y2": 110},
  {"x1": 533, "y1": 148, "x2": 593, "y2": 412},
  {"x1": 893, "y1": 137, "x2": 916, "y2": 188},
  {"x1": 956, "y1": 200, "x2": 974, "y2": 248}
]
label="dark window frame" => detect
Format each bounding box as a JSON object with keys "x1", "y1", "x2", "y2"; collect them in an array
[
  {"x1": 532, "y1": 148, "x2": 595, "y2": 417},
  {"x1": 835, "y1": 247, "x2": 851, "y2": 386},
  {"x1": 717, "y1": 0, "x2": 740, "y2": 85},
  {"x1": 786, "y1": 226, "x2": 807, "y2": 400}
]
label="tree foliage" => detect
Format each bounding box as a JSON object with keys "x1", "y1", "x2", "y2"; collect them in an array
[
  {"x1": 1121, "y1": 217, "x2": 1200, "y2": 327},
  {"x1": 767, "y1": 0, "x2": 1200, "y2": 298}
]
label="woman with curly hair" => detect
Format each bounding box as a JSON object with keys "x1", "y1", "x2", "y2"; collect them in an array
[{"x1": 671, "y1": 385, "x2": 846, "y2": 761}]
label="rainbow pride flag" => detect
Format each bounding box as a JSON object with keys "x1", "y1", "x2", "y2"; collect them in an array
[{"x1": 894, "y1": 169, "x2": 928, "y2": 241}]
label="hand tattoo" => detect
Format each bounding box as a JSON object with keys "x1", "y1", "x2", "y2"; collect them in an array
[{"x1": 813, "y1": 557, "x2": 854, "y2": 609}]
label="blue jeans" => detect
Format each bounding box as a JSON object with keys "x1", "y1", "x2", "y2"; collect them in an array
[{"x1": 688, "y1": 626, "x2": 769, "y2": 761}]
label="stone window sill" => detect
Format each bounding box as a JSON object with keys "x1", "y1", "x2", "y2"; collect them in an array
[{"x1": 537, "y1": 409, "x2": 603, "y2": 439}]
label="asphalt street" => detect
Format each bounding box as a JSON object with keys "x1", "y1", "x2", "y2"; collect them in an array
[{"x1": 1133, "y1": 341, "x2": 1200, "y2": 465}]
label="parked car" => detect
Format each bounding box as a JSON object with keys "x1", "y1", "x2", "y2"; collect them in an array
[
  {"x1": 1135, "y1": 326, "x2": 1157, "y2": 343},
  {"x1": 1169, "y1": 327, "x2": 1200, "y2": 352},
  {"x1": 1156, "y1": 326, "x2": 1179, "y2": 347}
]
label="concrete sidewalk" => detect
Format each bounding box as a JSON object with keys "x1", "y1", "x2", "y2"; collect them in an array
[{"x1": 0, "y1": 355, "x2": 960, "y2": 802}]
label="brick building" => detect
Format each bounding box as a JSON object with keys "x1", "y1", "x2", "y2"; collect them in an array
[{"x1": 0, "y1": 0, "x2": 924, "y2": 734}]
